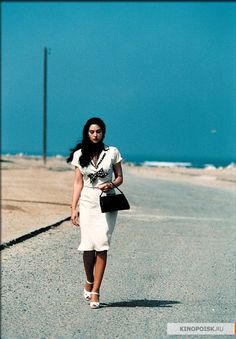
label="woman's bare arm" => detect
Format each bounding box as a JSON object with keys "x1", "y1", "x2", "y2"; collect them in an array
[
  {"x1": 71, "y1": 167, "x2": 83, "y2": 226},
  {"x1": 112, "y1": 161, "x2": 123, "y2": 187}
]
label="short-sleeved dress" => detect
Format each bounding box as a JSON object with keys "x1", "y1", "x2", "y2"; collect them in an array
[{"x1": 71, "y1": 146, "x2": 122, "y2": 251}]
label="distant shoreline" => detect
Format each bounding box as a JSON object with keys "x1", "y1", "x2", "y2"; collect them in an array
[{"x1": 1, "y1": 152, "x2": 235, "y2": 170}]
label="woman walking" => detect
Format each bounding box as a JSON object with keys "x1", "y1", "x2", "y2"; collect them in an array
[{"x1": 67, "y1": 117, "x2": 123, "y2": 309}]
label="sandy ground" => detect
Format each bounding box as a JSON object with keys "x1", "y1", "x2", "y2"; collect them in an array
[
  {"x1": 125, "y1": 162, "x2": 236, "y2": 189},
  {"x1": 1, "y1": 155, "x2": 236, "y2": 244}
]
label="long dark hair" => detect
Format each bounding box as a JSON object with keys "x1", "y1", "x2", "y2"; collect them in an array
[{"x1": 66, "y1": 117, "x2": 106, "y2": 167}]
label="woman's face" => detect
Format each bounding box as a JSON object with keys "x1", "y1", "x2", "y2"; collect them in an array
[{"x1": 88, "y1": 124, "x2": 103, "y2": 143}]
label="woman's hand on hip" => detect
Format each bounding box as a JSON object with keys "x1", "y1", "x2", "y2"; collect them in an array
[{"x1": 71, "y1": 208, "x2": 80, "y2": 227}]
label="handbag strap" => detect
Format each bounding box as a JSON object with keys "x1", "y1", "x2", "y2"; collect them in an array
[{"x1": 100, "y1": 183, "x2": 124, "y2": 197}]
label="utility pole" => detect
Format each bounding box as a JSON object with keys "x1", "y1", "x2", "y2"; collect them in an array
[{"x1": 43, "y1": 47, "x2": 47, "y2": 165}]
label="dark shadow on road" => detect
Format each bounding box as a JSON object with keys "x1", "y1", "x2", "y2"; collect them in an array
[
  {"x1": 1, "y1": 159, "x2": 14, "y2": 163},
  {"x1": 0, "y1": 216, "x2": 71, "y2": 251},
  {"x1": 101, "y1": 299, "x2": 181, "y2": 308}
]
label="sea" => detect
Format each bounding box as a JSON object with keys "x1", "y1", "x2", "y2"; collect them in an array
[
  {"x1": 123, "y1": 154, "x2": 236, "y2": 169},
  {"x1": 2, "y1": 151, "x2": 235, "y2": 170}
]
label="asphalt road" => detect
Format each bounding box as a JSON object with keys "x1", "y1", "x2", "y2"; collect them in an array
[{"x1": 1, "y1": 170, "x2": 236, "y2": 338}]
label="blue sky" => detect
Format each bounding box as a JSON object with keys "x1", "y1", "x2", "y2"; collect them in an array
[{"x1": 2, "y1": 2, "x2": 236, "y2": 163}]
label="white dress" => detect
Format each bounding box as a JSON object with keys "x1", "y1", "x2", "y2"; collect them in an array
[{"x1": 71, "y1": 146, "x2": 122, "y2": 251}]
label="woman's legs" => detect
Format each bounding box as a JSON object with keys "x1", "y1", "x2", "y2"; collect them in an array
[
  {"x1": 91, "y1": 250, "x2": 107, "y2": 302},
  {"x1": 83, "y1": 250, "x2": 96, "y2": 291},
  {"x1": 83, "y1": 250, "x2": 108, "y2": 301}
]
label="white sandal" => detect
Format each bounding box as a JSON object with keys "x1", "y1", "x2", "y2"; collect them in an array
[
  {"x1": 90, "y1": 292, "x2": 100, "y2": 309},
  {"x1": 83, "y1": 280, "x2": 93, "y2": 301}
]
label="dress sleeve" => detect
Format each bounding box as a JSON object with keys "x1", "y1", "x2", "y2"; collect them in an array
[
  {"x1": 71, "y1": 150, "x2": 81, "y2": 168},
  {"x1": 112, "y1": 147, "x2": 123, "y2": 165}
]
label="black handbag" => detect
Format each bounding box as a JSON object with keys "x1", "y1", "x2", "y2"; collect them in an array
[{"x1": 100, "y1": 184, "x2": 130, "y2": 213}]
